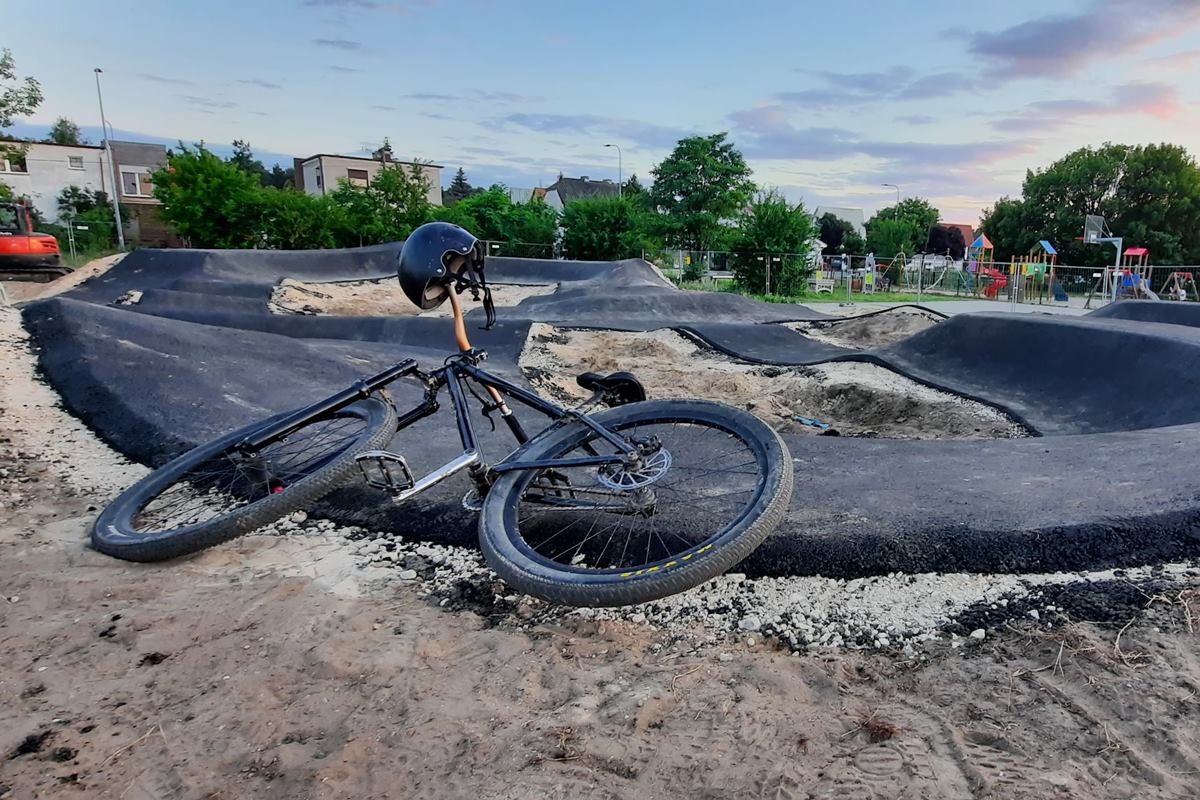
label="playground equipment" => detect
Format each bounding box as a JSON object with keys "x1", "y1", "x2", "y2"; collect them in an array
[
  {"x1": 1114, "y1": 247, "x2": 1157, "y2": 300},
  {"x1": 1079, "y1": 214, "x2": 1158, "y2": 306},
  {"x1": 979, "y1": 266, "x2": 1008, "y2": 299},
  {"x1": 957, "y1": 234, "x2": 994, "y2": 297},
  {"x1": 1008, "y1": 240, "x2": 1058, "y2": 304},
  {"x1": 1163, "y1": 271, "x2": 1198, "y2": 302}
]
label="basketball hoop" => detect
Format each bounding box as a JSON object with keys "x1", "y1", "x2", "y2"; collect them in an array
[{"x1": 1083, "y1": 214, "x2": 1108, "y2": 245}]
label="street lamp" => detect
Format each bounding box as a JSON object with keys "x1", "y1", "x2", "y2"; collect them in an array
[
  {"x1": 604, "y1": 143, "x2": 622, "y2": 198},
  {"x1": 94, "y1": 68, "x2": 125, "y2": 251},
  {"x1": 881, "y1": 183, "x2": 900, "y2": 217}
]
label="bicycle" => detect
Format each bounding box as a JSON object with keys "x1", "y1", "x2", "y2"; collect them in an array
[{"x1": 92, "y1": 229, "x2": 793, "y2": 607}]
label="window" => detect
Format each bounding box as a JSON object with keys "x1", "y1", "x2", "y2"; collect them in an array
[
  {"x1": 121, "y1": 170, "x2": 154, "y2": 197},
  {"x1": 1, "y1": 153, "x2": 27, "y2": 173},
  {"x1": 68, "y1": 155, "x2": 84, "y2": 170},
  {"x1": 347, "y1": 168, "x2": 369, "y2": 188}
]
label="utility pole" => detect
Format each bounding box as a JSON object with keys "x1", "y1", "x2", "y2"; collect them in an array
[{"x1": 94, "y1": 68, "x2": 125, "y2": 251}]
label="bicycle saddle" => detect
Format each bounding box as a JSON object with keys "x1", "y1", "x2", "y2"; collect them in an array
[{"x1": 576, "y1": 371, "x2": 647, "y2": 406}]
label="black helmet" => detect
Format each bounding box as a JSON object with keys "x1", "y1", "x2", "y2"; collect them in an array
[{"x1": 397, "y1": 222, "x2": 484, "y2": 310}]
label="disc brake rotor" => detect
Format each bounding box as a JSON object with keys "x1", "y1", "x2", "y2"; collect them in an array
[{"x1": 596, "y1": 447, "x2": 672, "y2": 490}]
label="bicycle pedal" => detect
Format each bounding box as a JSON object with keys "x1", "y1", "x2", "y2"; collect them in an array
[{"x1": 356, "y1": 450, "x2": 415, "y2": 493}]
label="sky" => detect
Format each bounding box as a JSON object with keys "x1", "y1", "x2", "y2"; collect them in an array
[{"x1": 6, "y1": 0, "x2": 1200, "y2": 223}]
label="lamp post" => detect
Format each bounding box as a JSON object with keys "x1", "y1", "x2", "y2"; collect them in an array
[
  {"x1": 604, "y1": 143, "x2": 622, "y2": 198},
  {"x1": 94, "y1": 68, "x2": 125, "y2": 251},
  {"x1": 881, "y1": 183, "x2": 899, "y2": 216}
]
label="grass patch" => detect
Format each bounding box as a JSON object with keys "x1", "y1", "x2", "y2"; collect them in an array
[
  {"x1": 674, "y1": 279, "x2": 968, "y2": 304},
  {"x1": 61, "y1": 249, "x2": 120, "y2": 270}
]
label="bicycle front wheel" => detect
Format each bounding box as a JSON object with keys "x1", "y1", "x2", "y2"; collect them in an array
[
  {"x1": 92, "y1": 397, "x2": 397, "y2": 562},
  {"x1": 479, "y1": 399, "x2": 793, "y2": 607}
]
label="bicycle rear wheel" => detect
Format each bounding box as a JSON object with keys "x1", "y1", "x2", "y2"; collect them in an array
[
  {"x1": 92, "y1": 397, "x2": 397, "y2": 562},
  {"x1": 479, "y1": 399, "x2": 793, "y2": 607}
]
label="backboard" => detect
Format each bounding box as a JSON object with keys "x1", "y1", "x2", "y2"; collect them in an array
[{"x1": 1083, "y1": 214, "x2": 1108, "y2": 244}]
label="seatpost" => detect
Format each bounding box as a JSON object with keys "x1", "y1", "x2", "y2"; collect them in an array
[{"x1": 447, "y1": 289, "x2": 516, "y2": 420}]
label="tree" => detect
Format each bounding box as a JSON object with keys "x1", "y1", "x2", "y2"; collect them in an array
[
  {"x1": 622, "y1": 173, "x2": 645, "y2": 197},
  {"x1": 47, "y1": 117, "x2": 85, "y2": 145},
  {"x1": 560, "y1": 196, "x2": 660, "y2": 261},
  {"x1": 926, "y1": 225, "x2": 967, "y2": 259},
  {"x1": 444, "y1": 167, "x2": 476, "y2": 205},
  {"x1": 54, "y1": 186, "x2": 122, "y2": 250},
  {"x1": 0, "y1": 49, "x2": 41, "y2": 130},
  {"x1": 433, "y1": 187, "x2": 558, "y2": 248},
  {"x1": 153, "y1": 143, "x2": 267, "y2": 248},
  {"x1": 228, "y1": 139, "x2": 268, "y2": 183},
  {"x1": 731, "y1": 190, "x2": 818, "y2": 295},
  {"x1": 263, "y1": 163, "x2": 295, "y2": 190},
  {"x1": 981, "y1": 143, "x2": 1200, "y2": 266},
  {"x1": 650, "y1": 133, "x2": 755, "y2": 253},
  {"x1": 330, "y1": 162, "x2": 433, "y2": 244},
  {"x1": 0, "y1": 49, "x2": 41, "y2": 169},
  {"x1": 978, "y1": 197, "x2": 1033, "y2": 262},
  {"x1": 817, "y1": 213, "x2": 864, "y2": 255},
  {"x1": 866, "y1": 217, "x2": 920, "y2": 258},
  {"x1": 866, "y1": 198, "x2": 939, "y2": 255},
  {"x1": 258, "y1": 189, "x2": 346, "y2": 249}
]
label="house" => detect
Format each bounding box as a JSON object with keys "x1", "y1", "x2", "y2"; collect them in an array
[
  {"x1": 293, "y1": 153, "x2": 443, "y2": 206},
  {"x1": 814, "y1": 206, "x2": 866, "y2": 239},
  {"x1": 542, "y1": 176, "x2": 618, "y2": 211},
  {"x1": 107, "y1": 140, "x2": 177, "y2": 246},
  {"x1": 0, "y1": 141, "x2": 107, "y2": 223}
]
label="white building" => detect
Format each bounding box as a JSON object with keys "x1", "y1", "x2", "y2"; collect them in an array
[
  {"x1": 0, "y1": 141, "x2": 108, "y2": 223},
  {"x1": 294, "y1": 153, "x2": 443, "y2": 206}
]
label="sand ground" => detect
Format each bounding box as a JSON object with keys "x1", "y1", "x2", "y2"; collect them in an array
[{"x1": 4, "y1": 270, "x2": 1200, "y2": 799}]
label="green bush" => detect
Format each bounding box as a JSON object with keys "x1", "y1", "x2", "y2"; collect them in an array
[
  {"x1": 560, "y1": 196, "x2": 661, "y2": 261},
  {"x1": 731, "y1": 190, "x2": 817, "y2": 295}
]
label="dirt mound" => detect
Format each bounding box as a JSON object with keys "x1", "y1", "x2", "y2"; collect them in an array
[
  {"x1": 520, "y1": 324, "x2": 1026, "y2": 439},
  {"x1": 269, "y1": 276, "x2": 554, "y2": 316},
  {"x1": 789, "y1": 306, "x2": 942, "y2": 349}
]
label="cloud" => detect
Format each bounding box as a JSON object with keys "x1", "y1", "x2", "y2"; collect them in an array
[
  {"x1": 237, "y1": 79, "x2": 282, "y2": 89},
  {"x1": 303, "y1": 0, "x2": 437, "y2": 11},
  {"x1": 139, "y1": 73, "x2": 194, "y2": 86},
  {"x1": 399, "y1": 90, "x2": 543, "y2": 103},
  {"x1": 371, "y1": 104, "x2": 397, "y2": 111},
  {"x1": 992, "y1": 81, "x2": 1180, "y2": 132},
  {"x1": 727, "y1": 104, "x2": 1032, "y2": 169},
  {"x1": 495, "y1": 112, "x2": 692, "y2": 150},
  {"x1": 896, "y1": 114, "x2": 936, "y2": 125},
  {"x1": 314, "y1": 38, "x2": 363, "y2": 51},
  {"x1": 182, "y1": 95, "x2": 238, "y2": 110},
  {"x1": 328, "y1": 65, "x2": 361, "y2": 73},
  {"x1": 403, "y1": 92, "x2": 459, "y2": 101},
  {"x1": 777, "y1": 67, "x2": 977, "y2": 109},
  {"x1": 966, "y1": 0, "x2": 1200, "y2": 80},
  {"x1": 1139, "y1": 48, "x2": 1200, "y2": 71}
]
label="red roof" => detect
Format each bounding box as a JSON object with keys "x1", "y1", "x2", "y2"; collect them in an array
[{"x1": 1124, "y1": 247, "x2": 1149, "y2": 257}]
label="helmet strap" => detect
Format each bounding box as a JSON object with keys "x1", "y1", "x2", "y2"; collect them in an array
[{"x1": 452, "y1": 266, "x2": 496, "y2": 331}]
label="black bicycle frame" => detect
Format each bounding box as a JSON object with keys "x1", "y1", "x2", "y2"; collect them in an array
[{"x1": 239, "y1": 352, "x2": 638, "y2": 502}]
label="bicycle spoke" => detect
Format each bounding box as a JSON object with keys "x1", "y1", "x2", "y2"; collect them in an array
[{"x1": 512, "y1": 418, "x2": 764, "y2": 572}]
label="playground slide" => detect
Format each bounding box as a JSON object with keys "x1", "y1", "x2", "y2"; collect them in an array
[
  {"x1": 1052, "y1": 280, "x2": 1068, "y2": 302},
  {"x1": 1140, "y1": 278, "x2": 1160, "y2": 301}
]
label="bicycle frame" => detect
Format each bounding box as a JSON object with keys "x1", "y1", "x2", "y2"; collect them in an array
[{"x1": 237, "y1": 288, "x2": 639, "y2": 505}]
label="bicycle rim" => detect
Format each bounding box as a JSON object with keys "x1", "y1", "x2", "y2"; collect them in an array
[{"x1": 510, "y1": 417, "x2": 767, "y2": 573}]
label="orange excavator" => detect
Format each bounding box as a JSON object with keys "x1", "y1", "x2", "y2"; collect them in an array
[{"x1": 0, "y1": 201, "x2": 66, "y2": 281}]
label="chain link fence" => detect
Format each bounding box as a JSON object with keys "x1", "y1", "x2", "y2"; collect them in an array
[{"x1": 481, "y1": 242, "x2": 1200, "y2": 308}]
